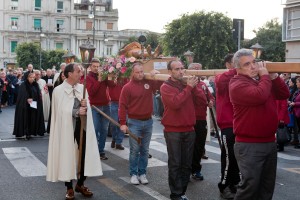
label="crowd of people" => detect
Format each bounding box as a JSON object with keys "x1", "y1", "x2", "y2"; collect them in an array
[{"x1": 0, "y1": 47, "x2": 299, "y2": 200}]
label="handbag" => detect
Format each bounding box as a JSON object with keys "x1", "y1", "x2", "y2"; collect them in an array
[{"x1": 276, "y1": 126, "x2": 289, "y2": 144}]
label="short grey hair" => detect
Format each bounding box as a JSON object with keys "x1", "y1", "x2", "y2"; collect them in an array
[{"x1": 233, "y1": 48, "x2": 253, "y2": 68}]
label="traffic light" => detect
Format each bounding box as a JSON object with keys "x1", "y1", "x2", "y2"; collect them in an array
[{"x1": 232, "y1": 19, "x2": 244, "y2": 40}]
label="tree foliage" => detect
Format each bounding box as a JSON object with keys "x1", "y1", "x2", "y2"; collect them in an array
[
  {"x1": 121, "y1": 32, "x2": 161, "y2": 52},
  {"x1": 162, "y1": 11, "x2": 235, "y2": 69},
  {"x1": 15, "y1": 42, "x2": 67, "y2": 70},
  {"x1": 242, "y1": 19, "x2": 285, "y2": 62}
]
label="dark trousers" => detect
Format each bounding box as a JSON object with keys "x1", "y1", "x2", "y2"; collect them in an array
[
  {"x1": 164, "y1": 131, "x2": 195, "y2": 199},
  {"x1": 234, "y1": 142, "x2": 277, "y2": 200},
  {"x1": 192, "y1": 120, "x2": 207, "y2": 173},
  {"x1": 218, "y1": 128, "x2": 240, "y2": 192},
  {"x1": 65, "y1": 117, "x2": 87, "y2": 189}
]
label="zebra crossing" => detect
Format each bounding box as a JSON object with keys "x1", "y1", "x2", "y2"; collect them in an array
[{"x1": 3, "y1": 139, "x2": 300, "y2": 177}]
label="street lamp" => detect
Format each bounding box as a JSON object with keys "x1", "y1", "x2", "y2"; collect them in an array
[
  {"x1": 88, "y1": 0, "x2": 96, "y2": 45},
  {"x1": 62, "y1": 49, "x2": 76, "y2": 64},
  {"x1": 250, "y1": 43, "x2": 263, "y2": 60},
  {"x1": 39, "y1": 28, "x2": 45, "y2": 70}
]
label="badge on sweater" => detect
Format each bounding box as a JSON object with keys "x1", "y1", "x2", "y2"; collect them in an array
[{"x1": 144, "y1": 84, "x2": 150, "y2": 89}]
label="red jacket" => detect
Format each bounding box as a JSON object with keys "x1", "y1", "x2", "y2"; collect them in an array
[
  {"x1": 118, "y1": 79, "x2": 160, "y2": 125},
  {"x1": 160, "y1": 78, "x2": 196, "y2": 132},
  {"x1": 108, "y1": 78, "x2": 129, "y2": 102},
  {"x1": 276, "y1": 99, "x2": 290, "y2": 124},
  {"x1": 193, "y1": 81, "x2": 215, "y2": 120},
  {"x1": 229, "y1": 75, "x2": 290, "y2": 143},
  {"x1": 86, "y1": 71, "x2": 110, "y2": 106},
  {"x1": 215, "y1": 69, "x2": 237, "y2": 129}
]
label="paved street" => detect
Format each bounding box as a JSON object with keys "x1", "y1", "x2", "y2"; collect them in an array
[{"x1": 1, "y1": 106, "x2": 300, "y2": 200}]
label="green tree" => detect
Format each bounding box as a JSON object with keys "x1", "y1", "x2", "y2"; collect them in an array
[
  {"x1": 15, "y1": 42, "x2": 41, "y2": 69},
  {"x1": 162, "y1": 11, "x2": 235, "y2": 69},
  {"x1": 243, "y1": 19, "x2": 285, "y2": 62},
  {"x1": 44, "y1": 49, "x2": 66, "y2": 70}
]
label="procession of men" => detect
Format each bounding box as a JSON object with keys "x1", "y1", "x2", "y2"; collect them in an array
[{"x1": 0, "y1": 47, "x2": 298, "y2": 200}]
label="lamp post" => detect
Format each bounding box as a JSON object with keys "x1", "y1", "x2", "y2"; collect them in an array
[
  {"x1": 88, "y1": 0, "x2": 96, "y2": 45},
  {"x1": 62, "y1": 49, "x2": 76, "y2": 64},
  {"x1": 250, "y1": 43, "x2": 263, "y2": 60},
  {"x1": 39, "y1": 28, "x2": 45, "y2": 70}
]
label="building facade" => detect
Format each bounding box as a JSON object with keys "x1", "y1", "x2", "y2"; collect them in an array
[
  {"x1": 0, "y1": 0, "x2": 151, "y2": 68},
  {"x1": 283, "y1": 0, "x2": 300, "y2": 62}
]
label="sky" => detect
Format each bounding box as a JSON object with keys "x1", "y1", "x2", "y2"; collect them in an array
[{"x1": 113, "y1": 0, "x2": 285, "y2": 39}]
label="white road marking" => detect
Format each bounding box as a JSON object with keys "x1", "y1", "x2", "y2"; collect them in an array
[
  {"x1": 120, "y1": 177, "x2": 169, "y2": 200},
  {"x1": 105, "y1": 142, "x2": 167, "y2": 167},
  {"x1": 150, "y1": 141, "x2": 219, "y2": 163},
  {"x1": 101, "y1": 162, "x2": 115, "y2": 171},
  {"x1": 3, "y1": 147, "x2": 46, "y2": 177}
]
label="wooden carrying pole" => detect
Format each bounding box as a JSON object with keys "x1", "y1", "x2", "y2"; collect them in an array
[
  {"x1": 91, "y1": 105, "x2": 142, "y2": 145},
  {"x1": 144, "y1": 62, "x2": 300, "y2": 81}
]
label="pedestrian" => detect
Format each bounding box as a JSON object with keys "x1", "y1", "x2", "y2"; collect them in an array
[
  {"x1": 188, "y1": 64, "x2": 215, "y2": 181},
  {"x1": 119, "y1": 62, "x2": 160, "y2": 185},
  {"x1": 13, "y1": 72, "x2": 45, "y2": 139},
  {"x1": 229, "y1": 48, "x2": 290, "y2": 200},
  {"x1": 46, "y1": 63, "x2": 102, "y2": 200},
  {"x1": 42, "y1": 69, "x2": 54, "y2": 100},
  {"x1": 86, "y1": 58, "x2": 111, "y2": 160},
  {"x1": 0, "y1": 76, "x2": 4, "y2": 113},
  {"x1": 160, "y1": 60, "x2": 198, "y2": 200},
  {"x1": 215, "y1": 53, "x2": 240, "y2": 199},
  {"x1": 108, "y1": 77, "x2": 129, "y2": 150},
  {"x1": 22, "y1": 64, "x2": 34, "y2": 81},
  {"x1": 289, "y1": 77, "x2": 300, "y2": 149}
]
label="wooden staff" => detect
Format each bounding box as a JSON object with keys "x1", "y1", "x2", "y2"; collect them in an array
[
  {"x1": 77, "y1": 64, "x2": 88, "y2": 178},
  {"x1": 91, "y1": 105, "x2": 142, "y2": 145},
  {"x1": 144, "y1": 62, "x2": 300, "y2": 81}
]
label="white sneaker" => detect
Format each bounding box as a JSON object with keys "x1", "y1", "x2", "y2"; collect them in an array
[
  {"x1": 138, "y1": 174, "x2": 149, "y2": 184},
  {"x1": 130, "y1": 175, "x2": 139, "y2": 185}
]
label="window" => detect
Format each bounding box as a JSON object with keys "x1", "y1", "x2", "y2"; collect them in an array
[
  {"x1": 57, "y1": 1, "x2": 63, "y2": 13},
  {"x1": 34, "y1": 19, "x2": 41, "y2": 30},
  {"x1": 11, "y1": 41, "x2": 18, "y2": 53},
  {"x1": 106, "y1": 46, "x2": 112, "y2": 56},
  {"x1": 11, "y1": 17, "x2": 18, "y2": 30},
  {"x1": 35, "y1": 0, "x2": 41, "y2": 11},
  {"x1": 56, "y1": 20, "x2": 64, "y2": 32},
  {"x1": 86, "y1": 21, "x2": 93, "y2": 30},
  {"x1": 11, "y1": 0, "x2": 18, "y2": 10},
  {"x1": 107, "y1": 23, "x2": 113, "y2": 30},
  {"x1": 56, "y1": 43, "x2": 63, "y2": 49}
]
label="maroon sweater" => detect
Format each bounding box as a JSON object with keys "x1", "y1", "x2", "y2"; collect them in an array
[
  {"x1": 118, "y1": 79, "x2": 160, "y2": 125},
  {"x1": 108, "y1": 78, "x2": 129, "y2": 102},
  {"x1": 193, "y1": 81, "x2": 215, "y2": 120},
  {"x1": 86, "y1": 71, "x2": 110, "y2": 106},
  {"x1": 215, "y1": 69, "x2": 237, "y2": 129},
  {"x1": 229, "y1": 75, "x2": 290, "y2": 143},
  {"x1": 160, "y1": 78, "x2": 196, "y2": 132}
]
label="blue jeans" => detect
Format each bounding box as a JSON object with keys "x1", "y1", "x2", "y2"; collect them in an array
[
  {"x1": 91, "y1": 105, "x2": 110, "y2": 154},
  {"x1": 110, "y1": 102, "x2": 124, "y2": 144},
  {"x1": 128, "y1": 118, "x2": 153, "y2": 176}
]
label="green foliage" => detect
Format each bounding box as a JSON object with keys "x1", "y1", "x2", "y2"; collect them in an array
[
  {"x1": 121, "y1": 33, "x2": 162, "y2": 52},
  {"x1": 15, "y1": 42, "x2": 40, "y2": 69},
  {"x1": 162, "y1": 11, "x2": 235, "y2": 69},
  {"x1": 243, "y1": 19, "x2": 285, "y2": 62},
  {"x1": 15, "y1": 42, "x2": 75, "y2": 70}
]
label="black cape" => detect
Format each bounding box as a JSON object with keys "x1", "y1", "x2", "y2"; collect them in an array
[{"x1": 13, "y1": 80, "x2": 45, "y2": 137}]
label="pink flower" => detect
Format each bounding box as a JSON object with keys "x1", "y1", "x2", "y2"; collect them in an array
[
  {"x1": 129, "y1": 56, "x2": 136, "y2": 63},
  {"x1": 116, "y1": 62, "x2": 122, "y2": 69},
  {"x1": 108, "y1": 58, "x2": 115, "y2": 63},
  {"x1": 108, "y1": 66, "x2": 115, "y2": 73},
  {"x1": 120, "y1": 67, "x2": 127, "y2": 74}
]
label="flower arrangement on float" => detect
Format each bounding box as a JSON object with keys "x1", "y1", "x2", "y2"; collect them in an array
[{"x1": 101, "y1": 55, "x2": 136, "y2": 81}]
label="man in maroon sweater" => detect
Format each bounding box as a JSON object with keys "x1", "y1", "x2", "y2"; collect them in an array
[
  {"x1": 229, "y1": 49, "x2": 290, "y2": 200},
  {"x1": 86, "y1": 58, "x2": 110, "y2": 160},
  {"x1": 215, "y1": 53, "x2": 240, "y2": 199},
  {"x1": 160, "y1": 60, "x2": 198, "y2": 200},
  {"x1": 119, "y1": 62, "x2": 159, "y2": 185}
]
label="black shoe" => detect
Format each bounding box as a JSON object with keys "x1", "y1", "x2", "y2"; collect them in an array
[
  {"x1": 191, "y1": 171, "x2": 204, "y2": 180},
  {"x1": 294, "y1": 145, "x2": 300, "y2": 149},
  {"x1": 148, "y1": 154, "x2": 152, "y2": 158},
  {"x1": 116, "y1": 144, "x2": 125, "y2": 150},
  {"x1": 111, "y1": 140, "x2": 115, "y2": 148},
  {"x1": 100, "y1": 153, "x2": 108, "y2": 160}
]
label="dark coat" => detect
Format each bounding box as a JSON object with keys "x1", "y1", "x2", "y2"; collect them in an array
[{"x1": 13, "y1": 80, "x2": 45, "y2": 137}]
